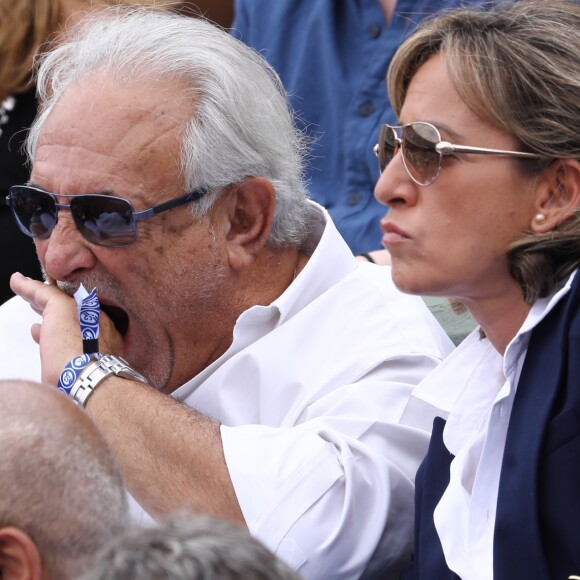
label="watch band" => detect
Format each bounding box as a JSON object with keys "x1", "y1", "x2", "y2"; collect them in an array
[{"x1": 69, "y1": 354, "x2": 149, "y2": 407}]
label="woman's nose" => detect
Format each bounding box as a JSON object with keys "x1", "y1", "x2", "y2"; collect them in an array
[{"x1": 374, "y1": 151, "x2": 417, "y2": 208}]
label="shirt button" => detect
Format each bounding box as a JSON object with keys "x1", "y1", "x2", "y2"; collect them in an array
[
  {"x1": 347, "y1": 192, "x2": 362, "y2": 206},
  {"x1": 367, "y1": 24, "x2": 381, "y2": 38},
  {"x1": 359, "y1": 101, "x2": 375, "y2": 117}
]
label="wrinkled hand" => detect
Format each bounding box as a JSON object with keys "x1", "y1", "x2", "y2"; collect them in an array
[{"x1": 10, "y1": 272, "x2": 124, "y2": 386}]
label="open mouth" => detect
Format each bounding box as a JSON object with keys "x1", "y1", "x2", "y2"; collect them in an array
[{"x1": 100, "y1": 304, "x2": 129, "y2": 337}]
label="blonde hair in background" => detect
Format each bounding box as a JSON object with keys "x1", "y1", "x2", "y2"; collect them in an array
[
  {"x1": 0, "y1": 0, "x2": 56, "y2": 99},
  {"x1": 0, "y1": 0, "x2": 182, "y2": 101}
]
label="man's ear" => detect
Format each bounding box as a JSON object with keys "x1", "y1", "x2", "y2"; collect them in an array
[
  {"x1": 0, "y1": 527, "x2": 44, "y2": 580},
  {"x1": 531, "y1": 159, "x2": 580, "y2": 233},
  {"x1": 222, "y1": 177, "x2": 276, "y2": 270}
]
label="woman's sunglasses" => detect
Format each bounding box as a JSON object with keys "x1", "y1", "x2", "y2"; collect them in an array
[
  {"x1": 5, "y1": 185, "x2": 207, "y2": 248},
  {"x1": 373, "y1": 121, "x2": 545, "y2": 186}
]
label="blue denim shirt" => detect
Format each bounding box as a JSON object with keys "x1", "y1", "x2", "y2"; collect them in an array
[{"x1": 232, "y1": 0, "x2": 483, "y2": 254}]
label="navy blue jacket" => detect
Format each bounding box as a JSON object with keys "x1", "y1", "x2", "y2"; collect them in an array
[{"x1": 404, "y1": 272, "x2": 580, "y2": 579}]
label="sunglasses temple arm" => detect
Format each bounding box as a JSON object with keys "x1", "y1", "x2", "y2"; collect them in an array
[
  {"x1": 133, "y1": 188, "x2": 208, "y2": 222},
  {"x1": 437, "y1": 142, "x2": 542, "y2": 158}
]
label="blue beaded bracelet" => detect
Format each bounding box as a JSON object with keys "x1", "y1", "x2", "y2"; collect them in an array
[{"x1": 57, "y1": 353, "x2": 97, "y2": 396}]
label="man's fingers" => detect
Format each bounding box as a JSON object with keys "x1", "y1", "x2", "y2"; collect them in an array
[
  {"x1": 10, "y1": 272, "x2": 50, "y2": 311},
  {"x1": 31, "y1": 323, "x2": 41, "y2": 344},
  {"x1": 10, "y1": 272, "x2": 72, "y2": 316}
]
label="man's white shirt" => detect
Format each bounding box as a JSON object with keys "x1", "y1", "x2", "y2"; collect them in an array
[{"x1": 0, "y1": 202, "x2": 454, "y2": 579}]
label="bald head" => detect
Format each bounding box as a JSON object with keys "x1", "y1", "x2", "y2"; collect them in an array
[
  {"x1": 1, "y1": 378, "x2": 104, "y2": 435},
  {"x1": 0, "y1": 380, "x2": 128, "y2": 579}
]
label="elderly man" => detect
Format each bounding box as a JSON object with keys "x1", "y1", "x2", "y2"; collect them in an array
[
  {"x1": 1, "y1": 8, "x2": 452, "y2": 579},
  {"x1": 0, "y1": 380, "x2": 127, "y2": 579}
]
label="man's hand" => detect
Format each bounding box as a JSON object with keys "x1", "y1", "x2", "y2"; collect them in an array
[
  {"x1": 10, "y1": 272, "x2": 124, "y2": 385},
  {"x1": 10, "y1": 271, "x2": 244, "y2": 523}
]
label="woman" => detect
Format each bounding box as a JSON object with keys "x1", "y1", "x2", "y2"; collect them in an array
[{"x1": 373, "y1": 1, "x2": 580, "y2": 578}]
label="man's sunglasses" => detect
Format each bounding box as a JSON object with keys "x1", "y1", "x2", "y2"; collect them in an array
[
  {"x1": 373, "y1": 121, "x2": 545, "y2": 186},
  {"x1": 5, "y1": 185, "x2": 208, "y2": 247}
]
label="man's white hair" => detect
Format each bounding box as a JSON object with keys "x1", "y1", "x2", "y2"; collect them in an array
[
  {"x1": 81, "y1": 513, "x2": 302, "y2": 580},
  {"x1": 28, "y1": 7, "x2": 312, "y2": 246}
]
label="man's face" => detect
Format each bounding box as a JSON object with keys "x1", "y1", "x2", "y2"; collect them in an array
[{"x1": 31, "y1": 72, "x2": 230, "y2": 392}]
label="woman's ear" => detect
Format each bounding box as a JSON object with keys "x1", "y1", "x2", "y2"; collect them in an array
[
  {"x1": 222, "y1": 177, "x2": 276, "y2": 271},
  {"x1": 532, "y1": 159, "x2": 580, "y2": 233},
  {"x1": 0, "y1": 527, "x2": 44, "y2": 580}
]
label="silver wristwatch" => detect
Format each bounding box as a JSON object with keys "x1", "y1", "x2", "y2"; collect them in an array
[{"x1": 70, "y1": 354, "x2": 149, "y2": 407}]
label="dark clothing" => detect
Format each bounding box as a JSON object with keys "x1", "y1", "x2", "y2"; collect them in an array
[
  {"x1": 405, "y1": 272, "x2": 580, "y2": 579},
  {"x1": 0, "y1": 89, "x2": 42, "y2": 303},
  {"x1": 232, "y1": 0, "x2": 488, "y2": 254},
  {"x1": 234, "y1": 0, "x2": 396, "y2": 254}
]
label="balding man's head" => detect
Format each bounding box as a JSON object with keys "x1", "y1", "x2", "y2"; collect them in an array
[{"x1": 0, "y1": 380, "x2": 128, "y2": 579}]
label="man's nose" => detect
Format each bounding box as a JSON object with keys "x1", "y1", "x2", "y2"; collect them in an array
[{"x1": 37, "y1": 212, "x2": 98, "y2": 281}]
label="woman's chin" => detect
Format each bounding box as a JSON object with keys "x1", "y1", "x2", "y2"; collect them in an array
[
  {"x1": 390, "y1": 266, "x2": 449, "y2": 298},
  {"x1": 390, "y1": 267, "x2": 428, "y2": 296}
]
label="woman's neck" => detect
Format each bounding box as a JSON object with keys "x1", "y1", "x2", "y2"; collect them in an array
[{"x1": 461, "y1": 281, "x2": 532, "y2": 355}]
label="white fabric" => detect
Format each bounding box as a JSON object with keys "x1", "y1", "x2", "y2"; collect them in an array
[
  {"x1": 406, "y1": 271, "x2": 576, "y2": 580},
  {"x1": 0, "y1": 202, "x2": 454, "y2": 579}
]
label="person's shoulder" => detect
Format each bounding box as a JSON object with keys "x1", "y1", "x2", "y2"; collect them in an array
[
  {"x1": 350, "y1": 262, "x2": 432, "y2": 320},
  {"x1": 0, "y1": 294, "x2": 38, "y2": 323},
  {"x1": 0, "y1": 295, "x2": 41, "y2": 381},
  {"x1": 340, "y1": 263, "x2": 455, "y2": 358}
]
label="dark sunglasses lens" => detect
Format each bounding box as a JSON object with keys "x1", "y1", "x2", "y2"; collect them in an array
[
  {"x1": 402, "y1": 123, "x2": 441, "y2": 185},
  {"x1": 71, "y1": 196, "x2": 136, "y2": 247},
  {"x1": 8, "y1": 187, "x2": 57, "y2": 239},
  {"x1": 379, "y1": 125, "x2": 398, "y2": 172}
]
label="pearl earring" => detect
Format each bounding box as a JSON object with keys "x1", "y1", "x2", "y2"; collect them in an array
[{"x1": 534, "y1": 213, "x2": 546, "y2": 223}]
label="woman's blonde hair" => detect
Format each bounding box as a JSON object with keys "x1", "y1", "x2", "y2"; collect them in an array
[
  {"x1": 0, "y1": 0, "x2": 177, "y2": 101},
  {"x1": 388, "y1": 0, "x2": 580, "y2": 302}
]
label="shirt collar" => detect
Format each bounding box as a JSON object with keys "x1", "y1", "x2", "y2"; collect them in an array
[
  {"x1": 404, "y1": 270, "x2": 577, "y2": 436},
  {"x1": 171, "y1": 201, "x2": 356, "y2": 400},
  {"x1": 503, "y1": 269, "x2": 577, "y2": 375},
  {"x1": 238, "y1": 201, "x2": 356, "y2": 326}
]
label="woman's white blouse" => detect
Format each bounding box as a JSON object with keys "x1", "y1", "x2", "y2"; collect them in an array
[{"x1": 404, "y1": 271, "x2": 576, "y2": 580}]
